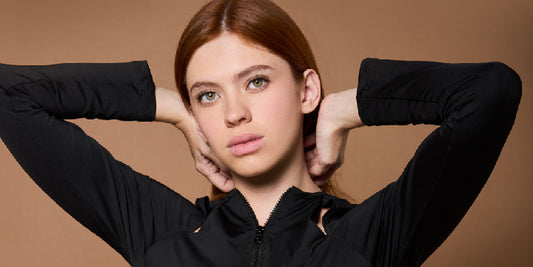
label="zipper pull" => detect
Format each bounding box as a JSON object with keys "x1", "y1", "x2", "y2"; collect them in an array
[{"x1": 255, "y1": 226, "x2": 265, "y2": 244}]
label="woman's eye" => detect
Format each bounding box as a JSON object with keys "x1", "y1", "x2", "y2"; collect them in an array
[
  {"x1": 198, "y1": 91, "x2": 219, "y2": 103},
  {"x1": 248, "y1": 77, "x2": 267, "y2": 89}
]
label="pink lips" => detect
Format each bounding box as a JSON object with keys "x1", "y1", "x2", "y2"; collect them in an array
[{"x1": 227, "y1": 133, "x2": 264, "y2": 156}]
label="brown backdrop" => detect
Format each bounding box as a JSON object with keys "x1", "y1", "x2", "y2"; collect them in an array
[{"x1": 1, "y1": 0, "x2": 531, "y2": 266}]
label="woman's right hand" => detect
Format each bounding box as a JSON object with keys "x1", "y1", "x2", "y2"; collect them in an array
[{"x1": 155, "y1": 87, "x2": 234, "y2": 192}]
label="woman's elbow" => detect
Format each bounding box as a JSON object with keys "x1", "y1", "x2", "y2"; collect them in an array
[{"x1": 487, "y1": 62, "x2": 522, "y2": 115}]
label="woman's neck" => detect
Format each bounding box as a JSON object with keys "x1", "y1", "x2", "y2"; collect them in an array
[{"x1": 232, "y1": 149, "x2": 320, "y2": 226}]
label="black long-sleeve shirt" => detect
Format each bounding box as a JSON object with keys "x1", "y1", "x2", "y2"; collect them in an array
[{"x1": 0, "y1": 59, "x2": 521, "y2": 266}]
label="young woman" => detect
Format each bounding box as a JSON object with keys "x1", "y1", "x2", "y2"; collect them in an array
[{"x1": 0, "y1": 0, "x2": 521, "y2": 266}]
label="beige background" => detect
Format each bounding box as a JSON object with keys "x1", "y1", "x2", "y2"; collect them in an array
[{"x1": 0, "y1": 0, "x2": 531, "y2": 266}]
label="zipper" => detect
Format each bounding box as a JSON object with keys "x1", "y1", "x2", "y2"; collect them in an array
[
  {"x1": 242, "y1": 188, "x2": 292, "y2": 267},
  {"x1": 249, "y1": 225, "x2": 265, "y2": 267}
]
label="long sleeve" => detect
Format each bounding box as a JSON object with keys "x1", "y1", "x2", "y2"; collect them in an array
[
  {"x1": 0, "y1": 62, "x2": 202, "y2": 265},
  {"x1": 331, "y1": 59, "x2": 522, "y2": 266}
]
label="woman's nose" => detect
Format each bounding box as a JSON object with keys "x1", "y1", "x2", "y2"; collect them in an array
[{"x1": 224, "y1": 94, "x2": 251, "y2": 127}]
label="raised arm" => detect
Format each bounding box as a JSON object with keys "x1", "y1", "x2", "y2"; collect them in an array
[
  {"x1": 310, "y1": 58, "x2": 521, "y2": 266},
  {"x1": 0, "y1": 62, "x2": 202, "y2": 264}
]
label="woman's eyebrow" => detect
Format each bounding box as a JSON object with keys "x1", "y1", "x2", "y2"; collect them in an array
[
  {"x1": 189, "y1": 65, "x2": 273, "y2": 93},
  {"x1": 235, "y1": 65, "x2": 273, "y2": 81},
  {"x1": 189, "y1": 81, "x2": 218, "y2": 92}
]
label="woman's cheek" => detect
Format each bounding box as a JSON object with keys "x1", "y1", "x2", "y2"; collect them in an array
[
  {"x1": 196, "y1": 111, "x2": 226, "y2": 151},
  {"x1": 259, "y1": 88, "x2": 301, "y2": 126}
]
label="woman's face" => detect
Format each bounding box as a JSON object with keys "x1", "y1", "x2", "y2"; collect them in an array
[{"x1": 186, "y1": 33, "x2": 306, "y2": 180}]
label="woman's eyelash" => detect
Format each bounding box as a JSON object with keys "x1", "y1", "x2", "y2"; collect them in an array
[
  {"x1": 193, "y1": 76, "x2": 269, "y2": 104},
  {"x1": 247, "y1": 75, "x2": 270, "y2": 88},
  {"x1": 196, "y1": 90, "x2": 218, "y2": 103},
  {"x1": 195, "y1": 91, "x2": 205, "y2": 102}
]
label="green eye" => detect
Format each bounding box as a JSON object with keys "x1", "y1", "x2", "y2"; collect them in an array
[
  {"x1": 205, "y1": 92, "x2": 216, "y2": 100},
  {"x1": 250, "y1": 78, "x2": 264, "y2": 88},
  {"x1": 198, "y1": 91, "x2": 219, "y2": 103}
]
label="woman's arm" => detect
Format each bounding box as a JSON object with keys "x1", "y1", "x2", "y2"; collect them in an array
[
  {"x1": 0, "y1": 62, "x2": 202, "y2": 264},
  {"x1": 310, "y1": 58, "x2": 521, "y2": 265}
]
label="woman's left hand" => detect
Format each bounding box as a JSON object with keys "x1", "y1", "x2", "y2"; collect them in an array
[{"x1": 305, "y1": 88, "x2": 363, "y2": 186}]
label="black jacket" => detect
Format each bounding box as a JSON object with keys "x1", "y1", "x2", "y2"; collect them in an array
[{"x1": 0, "y1": 59, "x2": 521, "y2": 266}]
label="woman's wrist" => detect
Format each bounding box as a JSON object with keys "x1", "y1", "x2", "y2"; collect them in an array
[
  {"x1": 321, "y1": 88, "x2": 364, "y2": 135},
  {"x1": 155, "y1": 86, "x2": 189, "y2": 127},
  {"x1": 343, "y1": 88, "x2": 364, "y2": 130}
]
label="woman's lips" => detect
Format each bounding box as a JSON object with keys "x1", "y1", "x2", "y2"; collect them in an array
[{"x1": 227, "y1": 133, "x2": 264, "y2": 156}]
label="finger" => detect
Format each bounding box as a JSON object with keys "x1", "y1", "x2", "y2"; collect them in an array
[
  {"x1": 305, "y1": 147, "x2": 317, "y2": 162},
  {"x1": 307, "y1": 149, "x2": 332, "y2": 177},
  {"x1": 205, "y1": 150, "x2": 228, "y2": 175},
  {"x1": 198, "y1": 163, "x2": 234, "y2": 192},
  {"x1": 208, "y1": 172, "x2": 235, "y2": 192},
  {"x1": 197, "y1": 146, "x2": 234, "y2": 185},
  {"x1": 196, "y1": 157, "x2": 234, "y2": 192},
  {"x1": 200, "y1": 146, "x2": 232, "y2": 180},
  {"x1": 312, "y1": 165, "x2": 337, "y2": 186},
  {"x1": 314, "y1": 134, "x2": 335, "y2": 166},
  {"x1": 196, "y1": 156, "x2": 217, "y2": 177},
  {"x1": 309, "y1": 160, "x2": 329, "y2": 177},
  {"x1": 303, "y1": 132, "x2": 316, "y2": 151},
  {"x1": 305, "y1": 149, "x2": 319, "y2": 172}
]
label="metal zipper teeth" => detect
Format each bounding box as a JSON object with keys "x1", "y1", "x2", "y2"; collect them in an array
[{"x1": 241, "y1": 188, "x2": 293, "y2": 267}]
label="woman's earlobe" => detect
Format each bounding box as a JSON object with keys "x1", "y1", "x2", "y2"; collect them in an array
[{"x1": 301, "y1": 69, "x2": 322, "y2": 114}]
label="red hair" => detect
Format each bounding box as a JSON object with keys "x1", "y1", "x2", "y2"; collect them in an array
[{"x1": 175, "y1": 0, "x2": 347, "y2": 200}]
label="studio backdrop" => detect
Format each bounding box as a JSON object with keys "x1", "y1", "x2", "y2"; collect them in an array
[{"x1": 0, "y1": 0, "x2": 531, "y2": 266}]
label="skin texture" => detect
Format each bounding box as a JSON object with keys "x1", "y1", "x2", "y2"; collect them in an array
[
  {"x1": 186, "y1": 33, "x2": 322, "y2": 224},
  {"x1": 156, "y1": 33, "x2": 363, "y2": 225},
  {"x1": 186, "y1": 34, "x2": 307, "y2": 183}
]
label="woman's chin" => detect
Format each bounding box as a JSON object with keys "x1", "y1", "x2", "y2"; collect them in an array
[
  {"x1": 228, "y1": 160, "x2": 278, "y2": 184},
  {"x1": 231, "y1": 165, "x2": 270, "y2": 181},
  {"x1": 228, "y1": 157, "x2": 294, "y2": 187}
]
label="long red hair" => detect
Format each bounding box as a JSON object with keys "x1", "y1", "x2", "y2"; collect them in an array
[{"x1": 175, "y1": 0, "x2": 346, "y2": 200}]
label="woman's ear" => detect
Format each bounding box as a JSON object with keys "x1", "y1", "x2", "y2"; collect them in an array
[{"x1": 301, "y1": 69, "x2": 322, "y2": 114}]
